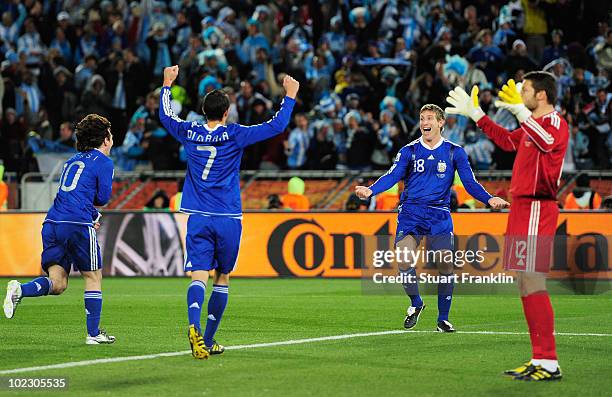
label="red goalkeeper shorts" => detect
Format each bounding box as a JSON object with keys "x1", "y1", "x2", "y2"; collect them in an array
[{"x1": 504, "y1": 198, "x2": 559, "y2": 273}]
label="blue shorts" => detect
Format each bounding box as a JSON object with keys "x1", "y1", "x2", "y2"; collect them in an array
[
  {"x1": 396, "y1": 205, "x2": 454, "y2": 251},
  {"x1": 41, "y1": 222, "x2": 102, "y2": 273},
  {"x1": 185, "y1": 215, "x2": 242, "y2": 274}
]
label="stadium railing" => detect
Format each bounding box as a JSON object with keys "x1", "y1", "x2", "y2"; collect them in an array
[{"x1": 11, "y1": 170, "x2": 612, "y2": 211}]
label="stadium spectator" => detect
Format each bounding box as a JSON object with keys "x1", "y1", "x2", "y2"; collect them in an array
[
  {"x1": 79, "y1": 74, "x2": 112, "y2": 120},
  {"x1": 116, "y1": 117, "x2": 147, "y2": 171},
  {"x1": 467, "y1": 29, "x2": 505, "y2": 82},
  {"x1": 345, "y1": 111, "x2": 374, "y2": 170},
  {"x1": 282, "y1": 177, "x2": 309, "y2": 210},
  {"x1": 0, "y1": 162, "x2": 7, "y2": 210},
  {"x1": 147, "y1": 22, "x2": 175, "y2": 84},
  {"x1": 307, "y1": 120, "x2": 337, "y2": 170},
  {"x1": 17, "y1": 18, "x2": 45, "y2": 65},
  {"x1": 267, "y1": 194, "x2": 283, "y2": 210},
  {"x1": 285, "y1": 113, "x2": 310, "y2": 170},
  {"x1": 463, "y1": 130, "x2": 495, "y2": 170},
  {"x1": 0, "y1": 108, "x2": 27, "y2": 172},
  {"x1": 444, "y1": 114, "x2": 465, "y2": 145},
  {"x1": 16, "y1": 69, "x2": 43, "y2": 117},
  {"x1": 542, "y1": 29, "x2": 567, "y2": 67},
  {"x1": 74, "y1": 55, "x2": 98, "y2": 91},
  {"x1": 0, "y1": 0, "x2": 608, "y2": 175},
  {"x1": 452, "y1": 172, "x2": 476, "y2": 209},
  {"x1": 345, "y1": 193, "x2": 364, "y2": 211},
  {"x1": 521, "y1": 0, "x2": 548, "y2": 64},
  {"x1": 503, "y1": 39, "x2": 538, "y2": 79},
  {"x1": 144, "y1": 189, "x2": 170, "y2": 211},
  {"x1": 0, "y1": 5, "x2": 26, "y2": 46},
  {"x1": 104, "y1": 56, "x2": 131, "y2": 142},
  {"x1": 586, "y1": 88, "x2": 611, "y2": 169},
  {"x1": 375, "y1": 184, "x2": 400, "y2": 210},
  {"x1": 564, "y1": 173, "x2": 602, "y2": 210},
  {"x1": 170, "y1": 179, "x2": 184, "y2": 212},
  {"x1": 237, "y1": 19, "x2": 270, "y2": 67},
  {"x1": 57, "y1": 122, "x2": 75, "y2": 150}
]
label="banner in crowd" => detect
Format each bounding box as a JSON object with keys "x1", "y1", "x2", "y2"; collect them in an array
[{"x1": 0, "y1": 212, "x2": 610, "y2": 280}]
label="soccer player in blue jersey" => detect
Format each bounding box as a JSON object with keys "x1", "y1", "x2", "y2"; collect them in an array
[
  {"x1": 3, "y1": 114, "x2": 116, "y2": 344},
  {"x1": 159, "y1": 65, "x2": 299, "y2": 359},
  {"x1": 356, "y1": 104, "x2": 508, "y2": 332}
]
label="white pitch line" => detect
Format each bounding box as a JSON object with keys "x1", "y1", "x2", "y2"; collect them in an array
[{"x1": 1, "y1": 329, "x2": 611, "y2": 375}]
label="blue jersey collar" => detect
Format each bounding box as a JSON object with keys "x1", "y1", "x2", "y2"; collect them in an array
[{"x1": 419, "y1": 136, "x2": 444, "y2": 150}]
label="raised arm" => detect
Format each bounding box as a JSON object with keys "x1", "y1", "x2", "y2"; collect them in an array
[
  {"x1": 233, "y1": 75, "x2": 299, "y2": 148},
  {"x1": 494, "y1": 79, "x2": 558, "y2": 152},
  {"x1": 159, "y1": 66, "x2": 191, "y2": 144},
  {"x1": 446, "y1": 85, "x2": 522, "y2": 152},
  {"x1": 476, "y1": 116, "x2": 523, "y2": 152}
]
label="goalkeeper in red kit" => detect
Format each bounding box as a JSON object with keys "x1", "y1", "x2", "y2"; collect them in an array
[{"x1": 445, "y1": 71, "x2": 568, "y2": 381}]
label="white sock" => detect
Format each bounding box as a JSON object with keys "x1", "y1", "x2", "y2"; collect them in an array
[
  {"x1": 540, "y1": 359, "x2": 559, "y2": 372},
  {"x1": 531, "y1": 359, "x2": 541, "y2": 366}
]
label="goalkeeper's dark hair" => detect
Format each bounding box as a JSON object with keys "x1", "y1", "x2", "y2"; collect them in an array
[
  {"x1": 75, "y1": 114, "x2": 112, "y2": 152},
  {"x1": 202, "y1": 89, "x2": 230, "y2": 121},
  {"x1": 523, "y1": 71, "x2": 557, "y2": 105}
]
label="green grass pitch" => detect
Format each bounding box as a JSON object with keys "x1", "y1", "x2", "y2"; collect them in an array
[{"x1": 1, "y1": 278, "x2": 611, "y2": 396}]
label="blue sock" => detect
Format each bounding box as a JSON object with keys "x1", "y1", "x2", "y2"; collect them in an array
[
  {"x1": 84, "y1": 291, "x2": 102, "y2": 337},
  {"x1": 187, "y1": 280, "x2": 206, "y2": 331},
  {"x1": 401, "y1": 267, "x2": 423, "y2": 308},
  {"x1": 437, "y1": 273, "x2": 455, "y2": 322},
  {"x1": 204, "y1": 284, "x2": 228, "y2": 347},
  {"x1": 20, "y1": 277, "x2": 52, "y2": 297}
]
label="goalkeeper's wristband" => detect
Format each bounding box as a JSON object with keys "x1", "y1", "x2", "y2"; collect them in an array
[
  {"x1": 514, "y1": 106, "x2": 532, "y2": 123},
  {"x1": 470, "y1": 107, "x2": 485, "y2": 123}
]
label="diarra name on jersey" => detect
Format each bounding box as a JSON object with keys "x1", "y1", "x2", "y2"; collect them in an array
[{"x1": 187, "y1": 129, "x2": 230, "y2": 143}]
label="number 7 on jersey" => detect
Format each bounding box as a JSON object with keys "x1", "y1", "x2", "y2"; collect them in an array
[{"x1": 196, "y1": 145, "x2": 217, "y2": 181}]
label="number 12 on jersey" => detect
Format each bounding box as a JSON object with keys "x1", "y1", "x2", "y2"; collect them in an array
[{"x1": 197, "y1": 145, "x2": 217, "y2": 181}]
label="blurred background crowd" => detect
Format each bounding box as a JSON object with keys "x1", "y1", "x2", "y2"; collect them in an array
[{"x1": 0, "y1": 0, "x2": 610, "y2": 177}]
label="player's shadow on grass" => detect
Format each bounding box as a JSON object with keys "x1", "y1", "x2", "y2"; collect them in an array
[{"x1": 92, "y1": 374, "x2": 176, "y2": 391}]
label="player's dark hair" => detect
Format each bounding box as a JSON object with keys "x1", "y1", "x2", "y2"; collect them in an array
[
  {"x1": 202, "y1": 89, "x2": 230, "y2": 121},
  {"x1": 75, "y1": 114, "x2": 111, "y2": 152},
  {"x1": 420, "y1": 104, "x2": 445, "y2": 121},
  {"x1": 523, "y1": 71, "x2": 557, "y2": 105}
]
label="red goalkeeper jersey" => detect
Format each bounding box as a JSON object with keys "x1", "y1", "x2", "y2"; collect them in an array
[{"x1": 476, "y1": 111, "x2": 569, "y2": 199}]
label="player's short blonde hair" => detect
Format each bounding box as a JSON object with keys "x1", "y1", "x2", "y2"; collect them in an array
[{"x1": 419, "y1": 104, "x2": 445, "y2": 121}]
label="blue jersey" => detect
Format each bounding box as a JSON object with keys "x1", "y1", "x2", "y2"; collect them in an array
[
  {"x1": 45, "y1": 149, "x2": 114, "y2": 226},
  {"x1": 369, "y1": 137, "x2": 492, "y2": 210},
  {"x1": 159, "y1": 86, "x2": 295, "y2": 217}
]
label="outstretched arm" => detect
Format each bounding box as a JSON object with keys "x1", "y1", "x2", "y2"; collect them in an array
[
  {"x1": 454, "y1": 146, "x2": 492, "y2": 204},
  {"x1": 356, "y1": 147, "x2": 409, "y2": 199},
  {"x1": 454, "y1": 146, "x2": 509, "y2": 209},
  {"x1": 234, "y1": 75, "x2": 300, "y2": 148}
]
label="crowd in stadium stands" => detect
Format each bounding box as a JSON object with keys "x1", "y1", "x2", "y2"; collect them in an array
[{"x1": 0, "y1": 0, "x2": 611, "y2": 177}]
